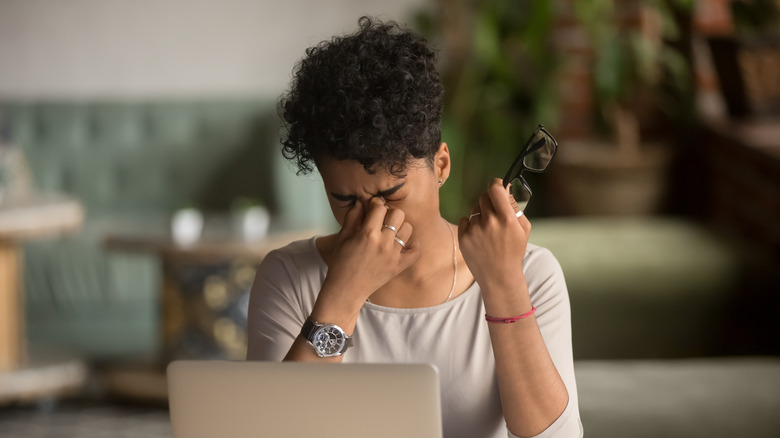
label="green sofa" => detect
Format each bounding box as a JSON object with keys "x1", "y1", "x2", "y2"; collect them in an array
[
  {"x1": 531, "y1": 217, "x2": 779, "y2": 437},
  {"x1": 1, "y1": 100, "x2": 333, "y2": 360},
  {"x1": 530, "y1": 216, "x2": 768, "y2": 360}
]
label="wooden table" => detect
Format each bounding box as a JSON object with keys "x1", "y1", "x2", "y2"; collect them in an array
[
  {"x1": 0, "y1": 193, "x2": 84, "y2": 370},
  {"x1": 103, "y1": 218, "x2": 321, "y2": 399},
  {"x1": 105, "y1": 216, "x2": 320, "y2": 362},
  {"x1": 104, "y1": 215, "x2": 320, "y2": 264},
  {"x1": 0, "y1": 193, "x2": 86, "y2": 401}
]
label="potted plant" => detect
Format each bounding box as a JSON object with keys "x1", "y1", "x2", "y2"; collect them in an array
[
  {"x1": 552, "y1": 0, "x2": 694, "y2": 216},
  {"x1": 708, "y1": 0, "x2": 780, "y2": 117},
  {"x1": 416, "y1": 0, "x2": 561, "y2": 219}
]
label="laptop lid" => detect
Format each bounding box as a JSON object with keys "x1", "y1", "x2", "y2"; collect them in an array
[{"x1": 167, "y1": 360, "x2": 443, "y2": 438}]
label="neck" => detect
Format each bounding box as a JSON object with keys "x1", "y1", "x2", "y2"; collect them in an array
[
  {"x1": 371, "y1": 216, "x2": 456, "y2": 307},
  {"x1": 316, "y1": 215, "x2": 464, "y2": 308},
  {"x1": 400, "y1": 216, "x2": 453, "y2": 282}
]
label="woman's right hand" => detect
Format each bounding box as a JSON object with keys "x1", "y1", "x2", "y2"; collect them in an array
[
  {"x1": 324, "y1": 197, "x2": 421, "y2": 303},
  {"x1": 285, "y1": 196, "x2": 419, "y2": 361},
  {"x1": 286, "y1": 197, "x2": 421, "y2": 362}
]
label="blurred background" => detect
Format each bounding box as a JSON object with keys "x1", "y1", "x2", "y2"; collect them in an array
[{"x1": 0, "y1": 0, "x2": 778, "y2": 437}]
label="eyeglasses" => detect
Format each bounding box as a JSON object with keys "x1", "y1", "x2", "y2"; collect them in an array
[{"x1": 502, "y1": 124, "x2": 558, "y2": 212}]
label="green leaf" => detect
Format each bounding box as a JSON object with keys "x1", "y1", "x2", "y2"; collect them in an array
[
  {"x1": 594, "y1": 38, "x2": 625, "y2": 101},
  {"x1": 473, "y1": 6, "x2": 501, "y2": 65},
  {"x1": 631, "y1": 33, "x2": 659, "y2": 85}
]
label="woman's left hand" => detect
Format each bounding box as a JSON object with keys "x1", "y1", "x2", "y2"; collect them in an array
[{"x1": 458, "y1": 178, "x2": 531, "y2": 293}]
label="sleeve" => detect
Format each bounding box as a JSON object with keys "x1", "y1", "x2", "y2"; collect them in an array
[
  {"x1": 509, "y1": 246, "x2": 584, "y2": 438},
  {"x1": 245, "y1": 248, "x2": 308, "y2": 362}
]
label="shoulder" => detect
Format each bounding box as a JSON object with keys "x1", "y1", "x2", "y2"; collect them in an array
[
  {"x1": 254, "y1": 236, "x2": 326, "y2": 290},
  {"x1": 268, "y1": 235, "x2": 321, "y2": 258},
  {"x1": 524, "y1": 243, "x2": 564, "y2": 278},
  {"x1": 522, "y1": 243, "x2": 569, "y2": 310},
  {"x1": 250, "y1": 236, "x2": 326, "y2": 317},
  {"x1": 260, "y1": 236, "x2": 324, "y2": 272}
]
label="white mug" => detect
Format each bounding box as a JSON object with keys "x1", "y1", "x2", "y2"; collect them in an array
[{"x1": 172, "y1": 208, "x2": 204, "y2": 246}]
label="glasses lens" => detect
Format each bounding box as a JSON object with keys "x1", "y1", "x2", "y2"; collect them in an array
[
  {"x1": 522, "y1": 130, "x2": 556, "y2": 172},
  {"x1": 508, "y1": 177, "x2": 531, "y2": 212}
]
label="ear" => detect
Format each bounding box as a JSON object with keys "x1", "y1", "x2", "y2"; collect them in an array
[{"x1": 433, "y1": 142, "x2": 451, "y2": 185}]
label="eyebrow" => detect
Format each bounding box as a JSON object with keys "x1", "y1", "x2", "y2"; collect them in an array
[{"x1": 330, "y1": 182, "x2": 406, "y2": 201}]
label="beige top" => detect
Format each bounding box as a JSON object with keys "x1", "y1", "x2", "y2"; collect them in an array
[{"x1": 247, "y1": 237, "x2": 582, "y2": 438}]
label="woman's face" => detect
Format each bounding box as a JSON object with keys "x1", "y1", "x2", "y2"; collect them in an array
[{"x1": 317, "y1": 144, "x2": 450, "y2": 237}]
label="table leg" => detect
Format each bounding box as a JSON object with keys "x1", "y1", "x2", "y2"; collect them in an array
[
  {"x1": 162, "y1": 259, "x2": 185, "y2": 363},
  {"x1": 0, "y1": 241, "x2": 24, "y2": 371}
]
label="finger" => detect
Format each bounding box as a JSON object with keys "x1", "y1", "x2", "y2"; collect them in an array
[
  {"x1": 391, "y1": 222, "x2": 413, "y2": 253},
  {"x1": 381, "y1": 207, "x2": 405, "y2": 234},
  {"x1": 488, "y1": 178, "x2": 516, "y2": 219},
  {"x1": 395, "y1": 221, "x2": 413, "y2": 245},
  {"x1": 398, "y1": 239, "x2": 422, "y2": 271},
  {"x1": 340, "y1": 200, "x2": 364, "y2": 235},
  {"x1": 478, "y1": 192, "x2": 496, "y2": 221},
  {"x1": 517, "y1": 211, "x2": 532, "y2": 236},
  {"x1": 458, "y1": 216, "x2": 470, "y2": 240},
  {"x1": 506, "y1": 186, "x2": 523, "y2": 216},
  {"x1": 363, "y1": 197, "x2": 390, "y2": 231},
  {"x1": 465, "y1": 200, "x2": 482, "y2": 223}
]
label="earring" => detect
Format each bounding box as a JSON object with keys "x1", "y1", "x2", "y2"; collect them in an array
[{"x1": 438, "y1": 179, "x2": 443, "y2": 186}]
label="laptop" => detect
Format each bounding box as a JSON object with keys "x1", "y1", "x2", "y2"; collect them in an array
[{"x1": 167, "y1": 360, "x2": 443, "y2": 438}]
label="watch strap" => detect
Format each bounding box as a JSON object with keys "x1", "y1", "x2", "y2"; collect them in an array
[{"x1": 300, "y1": 318, "x2": 316, "y2": 341}]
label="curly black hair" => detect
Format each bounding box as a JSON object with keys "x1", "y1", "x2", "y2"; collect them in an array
[{"x1": 280, "y1": 16, "x2": 444, "y2": 176}]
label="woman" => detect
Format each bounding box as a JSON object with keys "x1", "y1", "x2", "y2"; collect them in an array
[{"x1": 247, "y1": 17, "x2": 582, "y2": 438}]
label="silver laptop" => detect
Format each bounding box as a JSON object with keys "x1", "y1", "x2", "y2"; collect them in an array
[{"x1": 167, "y1": 360, "x2": 443, "y2": 438}]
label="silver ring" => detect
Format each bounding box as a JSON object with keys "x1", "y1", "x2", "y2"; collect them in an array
[
  {"x1": 382, "y1": 224, "x2": 398, "y2": 234},
  {"x1": 515, "y1": 210, "x2": 524, "y2": 218},
  {"x1": 393, "y1": 237, "x2": 406, "y2": 248},
  {"x1": 468, "y1": 212, "x2": 481, "y2": 221}
]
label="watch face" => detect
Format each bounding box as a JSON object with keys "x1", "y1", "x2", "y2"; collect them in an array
[{"x1": 312, "y1": 325, "x2": 347, "y2": 357}]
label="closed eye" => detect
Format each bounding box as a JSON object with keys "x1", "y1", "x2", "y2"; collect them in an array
[
  {"x1": 330, "y1": 182, "x2": 406, "y2": 206},
  {"x1": 376, "y1": 182, "x2": 405, "y2": 198},
  {"x1": 332, "y1": 193, "x2": 355, "y2": 203}
]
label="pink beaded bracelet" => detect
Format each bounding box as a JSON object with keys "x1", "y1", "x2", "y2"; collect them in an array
[{"x1": 485, "y1": 306, "x2": 537, "y2": 323}]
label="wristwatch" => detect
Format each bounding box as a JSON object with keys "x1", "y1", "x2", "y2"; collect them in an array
[{"x1": 300, "y1": 318, "x2": 353, "y2": 358}]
